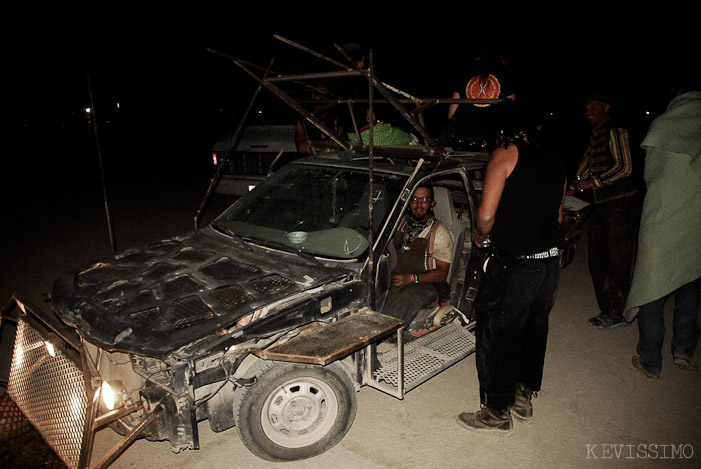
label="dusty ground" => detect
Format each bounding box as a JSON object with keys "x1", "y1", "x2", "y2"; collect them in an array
[{"x1": 1, "y1": 166, "x2": 700, "y2": 468}]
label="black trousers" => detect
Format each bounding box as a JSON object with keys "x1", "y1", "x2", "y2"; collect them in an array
[
  {"x1": 475, "y1": 254, "x2": 560, "y2": 410},
  {"x1": 588, "y1": 194, "x2": 642, "y2": 317}
]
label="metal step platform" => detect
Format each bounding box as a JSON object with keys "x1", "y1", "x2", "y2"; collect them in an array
[{"x1": 370, "y1": 322, "x2": 476, "y2": 398}]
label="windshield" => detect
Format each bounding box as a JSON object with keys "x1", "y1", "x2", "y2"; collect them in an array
[{"x1": 213, "y1": 163, "x2": 407, "y2": 259}]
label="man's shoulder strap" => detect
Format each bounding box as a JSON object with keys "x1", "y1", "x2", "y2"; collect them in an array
[{"x1": 426, "y1": 219, "x2": 442, "y2": 269}]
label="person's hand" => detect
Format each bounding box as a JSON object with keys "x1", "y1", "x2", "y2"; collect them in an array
[
  {"x1": 574, "y1": 177, "x2": 594, "y2": 191},
  {"x1": 473, "y1": 227, "x2": 487, "y2": 248},
  {"x1": 391, "y1": 274, "x2": 412, "y2": 288}
]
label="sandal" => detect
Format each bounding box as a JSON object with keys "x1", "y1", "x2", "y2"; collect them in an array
[{"x1": 588, "y1": 313, "x2": 630, "y2": 329}]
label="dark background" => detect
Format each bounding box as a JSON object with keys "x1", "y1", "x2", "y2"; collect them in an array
[
  {"x1": 3, "y1": 20, "x2": 698, "y2": 468},
  {"x1": 9, "y1": 23, "x2": 698, "y2": 224}
]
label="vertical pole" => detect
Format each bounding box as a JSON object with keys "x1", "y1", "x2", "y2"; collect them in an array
[
  {"x1": 367, "y1": 49, "x2": 375, "y2": 309},
  {"x1": 87, "y1": 73, "x2": 117, "y2": 252}
]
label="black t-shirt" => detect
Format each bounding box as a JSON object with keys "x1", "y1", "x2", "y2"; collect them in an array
[{"x1": 490, "y1": 140, "x2": 566, "y2": 256}]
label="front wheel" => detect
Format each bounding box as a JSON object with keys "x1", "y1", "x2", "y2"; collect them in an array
[{"x1": 232, "y1": 360, "x2": 357, "y2": 461}]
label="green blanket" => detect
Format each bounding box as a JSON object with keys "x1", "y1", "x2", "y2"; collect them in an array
[{"x1": 624, "y1": 91, "x2": 701, "y2": 320}]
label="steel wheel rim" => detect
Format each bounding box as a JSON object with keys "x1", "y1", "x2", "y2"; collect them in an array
[{"x1": 260, "y1": 376, "x2": 339, "y2": 448}]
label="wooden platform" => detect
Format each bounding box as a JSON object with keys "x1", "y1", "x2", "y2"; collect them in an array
[{"x1": 251, "y1": 309, "x2": 403, "y2": 365}]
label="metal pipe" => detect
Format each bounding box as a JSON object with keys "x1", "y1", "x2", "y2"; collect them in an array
[
  {"x1": 367, "y1": 49, "x2": 375, "y2": 308},
  {"x1": 194, "y1": 58, "x2": 275, "y2": 230}
]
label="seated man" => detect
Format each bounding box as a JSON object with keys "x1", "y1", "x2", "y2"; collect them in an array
[{"x1": 382, "y1": 185, "x2": 453, "y2": 337}]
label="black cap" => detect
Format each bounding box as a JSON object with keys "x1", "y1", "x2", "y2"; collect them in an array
[{"x1": 584, "y1": 89, "x2": 611, "y2": 104}]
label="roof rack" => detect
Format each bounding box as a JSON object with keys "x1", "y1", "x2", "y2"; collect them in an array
[
  {"x1": 195, "y1": 37, "x2": 496, "y2": 228},
  {"x1": 206, "y1": 36, "x2": 503, "y2": 159}
]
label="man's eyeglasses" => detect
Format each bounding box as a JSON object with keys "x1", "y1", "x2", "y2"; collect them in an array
[{"x1": 410, "y1": 197, "x2": 432, "y2": 204}]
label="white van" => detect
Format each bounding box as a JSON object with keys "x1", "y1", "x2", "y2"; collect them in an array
[{"x1": 210, "y1": 124, "x2": 298, "y2": 196}]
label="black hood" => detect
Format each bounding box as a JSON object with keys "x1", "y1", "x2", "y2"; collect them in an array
[{"x1": 51, "y1": 228, "x2": 343, "y2": 358}]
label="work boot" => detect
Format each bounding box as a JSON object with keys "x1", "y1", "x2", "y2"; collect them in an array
[
  {"x1": 457, "y1": 406, "x2": 513, "y2": 435},
  {"x1": 510, "y1": 384, "x2": 536, "y2": 424},
  {"x1": 673, "y1": 356, "x2": 698, "y2": 372},
  {"x1": 632, "y1": 356, "x2": 660, "y2": 379}
]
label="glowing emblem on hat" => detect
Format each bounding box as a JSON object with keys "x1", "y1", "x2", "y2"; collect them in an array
[{"x1": 466, "y1": 74, "x2": 501, "y2": 107}]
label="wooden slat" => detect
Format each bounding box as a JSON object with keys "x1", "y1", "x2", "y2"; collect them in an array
[{"x1": 251, "y1": 309, "x2": 403, "y2": 365}]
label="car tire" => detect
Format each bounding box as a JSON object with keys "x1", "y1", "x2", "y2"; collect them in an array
[{"x1": 232, "y1": 360, "x2": 357, "y2": 461}]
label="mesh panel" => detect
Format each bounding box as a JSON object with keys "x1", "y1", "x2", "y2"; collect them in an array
[
  {"x1": 0, "y1": 393, "x2": 65, "y2": 467},
  {"x1": 129, "y1": 306, "x2": 160, "y2": 328},
  {"x1": 248, "y1": 274, "x2": 293, "y2": 294},
  {"x1": 200, "y1": 257, "x2": 260, "y2": 280},
  {"x1": 212, "y1": 284, "x2": 253, "y2": 311},
  {"x1": 374, "y1": 322, "x2": 476, "y2": 390},
  {"x1": 172, "y1": 296, "x2": 215, "y2": 329},
  {"x1": 163, "y1": 275, "x2": 205, "y2": 296},
  {"x1": 142, "y1": 262, "x2": 181, "y2": 281},
  {"x1": 7, "y1": 321, "x2": 88, "y2": 469}
]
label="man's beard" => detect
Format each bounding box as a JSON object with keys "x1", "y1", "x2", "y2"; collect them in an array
[{"x1": 410, "y1": 211, "x2": 431, "y2": 222}]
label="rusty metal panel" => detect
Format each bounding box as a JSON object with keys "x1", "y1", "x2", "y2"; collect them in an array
[{"x1": 252, "y1": 309, "x2": 402, "y2": 365}]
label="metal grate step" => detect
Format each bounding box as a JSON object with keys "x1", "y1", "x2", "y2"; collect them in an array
[{"x1": 373, "y1": 322, "x2": 475, "y2": 393}]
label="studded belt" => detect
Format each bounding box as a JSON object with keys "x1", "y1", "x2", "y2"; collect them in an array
[{"x1": 518, "y1": 247, "x2": 560, "y2": 260}]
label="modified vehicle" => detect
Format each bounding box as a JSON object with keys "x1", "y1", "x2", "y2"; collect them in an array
[{"x1": 1, "y1": 38, "x2": 561, "y2": 467}]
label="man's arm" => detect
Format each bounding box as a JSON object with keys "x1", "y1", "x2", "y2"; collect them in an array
[
  {"x1": 474, "y1": 145, "x2": 517, "y2": 247},
  {"x1": 295, "y1": 120, "x2": 311, "y2": 154},
  {"x1": 559, "y1": 179, "x2": 567, "y2": 224},
  {"x1": 597, "y1": 127, "x2": 634, "y2": 186},
  {"x1": 448, "y1": 91, "x2": 460, "y2": 119},
  {"x1": 391, "y1": 259, "x2": 450, "y2": 289},
  {"x1": 574, "y1": 127, "x2": 634, "y2": 190}
]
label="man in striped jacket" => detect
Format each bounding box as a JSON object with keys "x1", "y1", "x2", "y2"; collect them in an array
[{"x1": 573, "y1": 91, "x2": 642, "y2": 329}]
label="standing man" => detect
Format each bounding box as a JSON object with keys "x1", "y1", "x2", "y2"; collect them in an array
[
  {"x1": 574, "y1": 92, "x2": 641, "y2": 329},
  {"x1": 383, "y1": 185, "x2": 453, "y2": 337},
  {"x1": 457, "y1": 125, "x2": 567, "y2": 435},
  {"x1": 625, "y1": 77, "x2": 701, "y2": 378}
]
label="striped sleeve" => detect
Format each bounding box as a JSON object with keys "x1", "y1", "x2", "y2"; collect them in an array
[{"x1": 595, "y1": 127, "x2": 634, "y2": 186}]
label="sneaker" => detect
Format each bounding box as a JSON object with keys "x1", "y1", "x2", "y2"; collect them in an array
[
  {"x1": 510, "y1": 384, "x2": 536, "y2": 424},
  {"x1": 457, "y1": 406, "x2": 513, "y2": 436},
  {"x1": 632, "y1": 356, "x2": 660, "y2": 379},
  {"x1": 673, "y1": 356, "x2": 698, "y2": 372},
  {"x1": 588, "y1": 313, "x2": 630, "y2": 329}
]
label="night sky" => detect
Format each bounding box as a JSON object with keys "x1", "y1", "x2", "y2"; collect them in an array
[{"x1": 12, "y1": 20, "x2": 697, "y2": 188}]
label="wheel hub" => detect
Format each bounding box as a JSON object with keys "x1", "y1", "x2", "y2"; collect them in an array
[{"x1": 262, "y1": 377, "x2": 339, "y2": 447}]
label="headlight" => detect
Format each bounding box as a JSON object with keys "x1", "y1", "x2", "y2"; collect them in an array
[{"x1": 101, "y1": 380, "x2": 127, "y2": 411}]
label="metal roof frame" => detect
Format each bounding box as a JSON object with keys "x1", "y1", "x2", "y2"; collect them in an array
[{"x1": 195, "y1": 36, "x2": 495, "y2": 229}]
